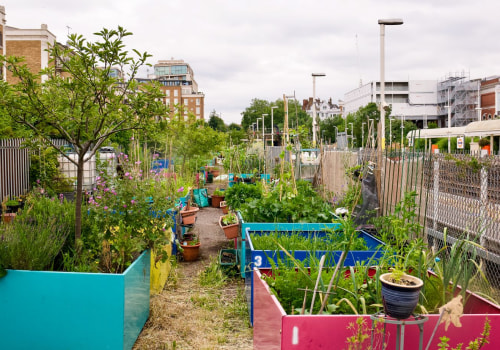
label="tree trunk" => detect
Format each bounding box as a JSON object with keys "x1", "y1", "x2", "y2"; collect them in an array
[{"x1": 75, "y1": 154, "x2": 85, "y2": 242}]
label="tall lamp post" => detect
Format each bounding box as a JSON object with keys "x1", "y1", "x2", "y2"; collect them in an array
[
  {"x1": 312, "y1": 73, "x2": 326, "y2": 147},
  {"x1": 256, "y1": 118, "x2": 261, "y2": 136},
  {"x1": 349, "y1": 123, "x2": 354, "y2": 148},
  {"x1": 271, "y1": 106, "x2": 278, "y2": 146},
  {"x1": 378, "y1": 18, "x2": 403, "y2": 149},
  {"x1": 389, "y1": 118, "x2": 394, "y2": 147},
  {"x1": 262, "y1": 114, "x2": 268, "y2": 147},
  {"x1": 362, "y1": 122, "x2": 366, "y2": 148}
]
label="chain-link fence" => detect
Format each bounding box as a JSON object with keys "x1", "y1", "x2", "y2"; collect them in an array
[{"x1": 321, "y1": 145, "x2": 500, "y2": 300}]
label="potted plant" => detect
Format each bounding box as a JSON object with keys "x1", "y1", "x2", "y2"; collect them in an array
[
  {"x1": 180, "y1": 196, "x2": 200, "y2": 225},
  {"x1": 478, "y1": 137, "x2": 491, "y2": 154},
  {"x1": 180, "y1": 235, "x2": 201, "y2": 261},
  {"x1": 211, "y1": 189, "x2": 225, "y2": 208},
  {"x1": 219, "y1": 212, "x2": 240, "y2": 239},
  {"x1": 1, "y1": 198, "x2": 16, "y2": 223},
  {"x1": 379, "y1": 271, "x2": 424, "y2": 319},
  {"x1": 220, "y1": 200, "x2": 229, "y2": 214}
]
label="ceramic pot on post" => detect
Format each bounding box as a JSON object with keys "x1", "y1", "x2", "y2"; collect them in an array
[{"x1": 379, "y1": 272, "x2": 423, "y2": 319}]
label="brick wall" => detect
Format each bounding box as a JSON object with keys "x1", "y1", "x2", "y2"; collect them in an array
[{"x1": 5, "y1": 40, "x2": 42, "y2": 83}]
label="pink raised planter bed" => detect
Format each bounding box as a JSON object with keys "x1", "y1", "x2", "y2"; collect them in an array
[{"x1": 253, "y1": 269, "x2": 500, "y2": 350}]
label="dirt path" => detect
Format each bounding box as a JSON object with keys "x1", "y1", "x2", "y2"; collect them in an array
[{"x1": 133, "y1": 179, "x2": 253, "y2": 350}]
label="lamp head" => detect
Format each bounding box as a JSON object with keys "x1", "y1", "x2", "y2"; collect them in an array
[
  {"x1": 378, "y1": 18, "x2": 403, "y2": 25},
  {"x1": 312, "y1": 73, "x2": 326, "y2": 77}
]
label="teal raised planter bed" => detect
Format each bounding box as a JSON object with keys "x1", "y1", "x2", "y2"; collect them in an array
[{"x1": 0, "y1": 250, "x2": 151, "y2": 350}]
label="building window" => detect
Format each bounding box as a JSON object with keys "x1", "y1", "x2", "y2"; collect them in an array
[
  {"x1": 165, "y1": 90, "x2": 170, "y2": 97},
  {"x1": 174, "y1": 98, "x2": 178, "y2": 104},
  {"x1": 196, "y1": 107, "x2": 200, "y2": 114},
  {"x1": 196, "y1": 98, "x2": 200, "y2": 105}
]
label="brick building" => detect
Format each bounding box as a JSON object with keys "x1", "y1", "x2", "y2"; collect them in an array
[
  {"x1": 479, "y1": 76, "x2": 500, "y2": 120},
  {"x1": 137, "y1": 59, "x2": 205, "y2": 120},
  {"x1": 5, "y1": 23, "x2": 56, "y2": 83}
]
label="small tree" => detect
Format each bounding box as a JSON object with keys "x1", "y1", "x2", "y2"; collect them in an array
[{"x1": 0, "y1": 27, "x2": 166, "y2": 242}]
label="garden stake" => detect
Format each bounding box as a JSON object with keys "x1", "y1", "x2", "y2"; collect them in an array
[
  {"x1": 300, "y1": 287, "x2": 309, "y2": 315},
  {"x1": 318, "y1": 251, "x2": 346, "y2": 314},
  {"x1": 309, "y1": 254, "x2": 326, "y2": 314}
]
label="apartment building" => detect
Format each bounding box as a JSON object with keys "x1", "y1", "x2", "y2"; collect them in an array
[
  {"x1": 5, "y1": 23, "x2": 56, "y2": 83},
  {"x1": 138, "y1": 59, "x2": 205, "y2": 120},
  {"x1": 343, "y1": 80, "x2": 439, "y2": 128}
]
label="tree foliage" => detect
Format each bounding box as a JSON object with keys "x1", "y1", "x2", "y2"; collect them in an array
[{"x1": 0, "y1": 27, "x2": 166, "y2": 241}]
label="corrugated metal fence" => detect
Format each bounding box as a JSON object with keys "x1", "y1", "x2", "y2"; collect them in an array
[{"x1": 0, "y1": 139, "x2": 30, "y2": 201}]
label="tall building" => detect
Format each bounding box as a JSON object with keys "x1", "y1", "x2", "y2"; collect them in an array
[
  {"x1": 5, "y1": 23, "x2": 56, "y2": 83},
  {"x1": 138, "y1": 59, "x2": 205, "y2": 121},
  {"x1": 343, "y1": 80, "x2": 439, "y2": 128}
]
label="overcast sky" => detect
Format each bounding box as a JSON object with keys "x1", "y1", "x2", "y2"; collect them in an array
[{"x1": 2, "y1": 0, "x2": 499, "y2": 124}]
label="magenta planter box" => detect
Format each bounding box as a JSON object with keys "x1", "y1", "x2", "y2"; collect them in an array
[{"x1": 253, "y1": 269, "x2": 500, "y2": 350}]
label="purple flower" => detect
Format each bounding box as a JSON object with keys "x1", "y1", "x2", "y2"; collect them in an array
[
  {"x1": 36, "y1": 179, "x2": 41, "y2": 184},
  {"x1": 104, "y1": 206, "x2": 108, "y2": 210},
  {"x1": 123, "y1": 204, "x2": 127, "y2": 208},
  {"x1": 124, "y1": 172, "x2": 130, "y2": 177},
  {"x1": 131, "y1": 199, "x2": 136, "y2": 205},
  {"x1": 177, "y1": 186, "x2": 184, "y2": 193},
  {"x1": 135, "y1": 161, "x2": 142, "y2": 165}
]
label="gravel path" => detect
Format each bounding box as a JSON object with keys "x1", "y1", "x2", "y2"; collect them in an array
[{"x1": 133, "y1": 180, "x2": 253, "y2": 349}]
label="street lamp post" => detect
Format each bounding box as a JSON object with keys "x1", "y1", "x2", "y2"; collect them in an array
[
  {"x1": 271, "y1": 106, "x2": 278, "y2": 146},
  {"x1": 400, "y1": 114, "x2": 405, "y2": 148},
  {"x1": 312, "y1": 73, "x2": 326, "y2": 147},
  {"x1": 362, "y1": 122, "x2": 366, "y2": 148},
  {"x1": 349, "y1": 122, "x2": 354, "y2": 148},
  {"x1": 262, "y1": 114, "x2": 268, "y2": 147},
  {"x1": 333, "y1": 126, "x2": 338, "y2": 147},
  {"x1": 389, "y1": 118, "x2": 394, "y2": 147},
  {"x1": 378, "y1": 18, "x2": 403, "y2": 149}
]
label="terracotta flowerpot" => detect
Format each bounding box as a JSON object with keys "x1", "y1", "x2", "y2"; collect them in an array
[
  {"x1": 380, "y1": 272, "x2": 423, "y2": 319},
  {"x1": 219, "y1": 216, "x2": 240, "y2": 239},
  {"x1": 180, "y1": 206, "x2": 199, "y2": 225},
  {"x1": 220, "y1": 201, "x2": 229, "y2": 214},
  {"x1": 181, "y1": 241, "x2": 201, "y2": 261},
  {"x1": 211, "y1": 195, "x2": 225, "y2": 208},
  {"x1": 2, "y1": 213, "x2": 16, "y2": 224}
]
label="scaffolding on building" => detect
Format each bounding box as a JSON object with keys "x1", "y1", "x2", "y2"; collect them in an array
[{"x1": 438, "y1": 72, "x2": 480, "y2": 127}]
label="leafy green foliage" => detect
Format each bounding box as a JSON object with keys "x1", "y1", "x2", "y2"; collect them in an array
[
  {"x1": 241, "y1": 180, "x2": 331, "y2": 223},
  {"x1": 0, "y1": 193, "x2": 74, "y2": 272},
  {"x1": 0, "y1": 26, "x2": 167, "y2": 241},
  {"x1": 251, "y1": 230, "x2": 368, "y2": 252},
  {"x1": 224, "y1": 182, "x2": 262, "y2": 210}
]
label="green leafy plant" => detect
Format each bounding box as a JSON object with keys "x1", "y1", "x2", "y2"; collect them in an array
[
  {"x1": 251, "y1": 230, "x2": 368, "y2": 252},
  {"x1": 224, "y1": 182, "x2": 262, "y2": 210},
  {"x1": 221, "y1": 212, "x2": 238, "y2": 226},
  {"x1": 0, "y1": 215, "x2": 70, "y2": 272},
  {"x1": 86, "y1": 152, "x2": 179, "y2": 273},
  {"x1": 213, "y1": 189, "x2": 225, "y2": 197},
  {"x1": 241, "y1": 180, "x2": 331, "y2": 223}
]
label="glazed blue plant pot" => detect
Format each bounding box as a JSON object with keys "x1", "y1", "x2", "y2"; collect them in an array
[{"x1": 380, "y1": 272, "x2": 423, "y2": 320}]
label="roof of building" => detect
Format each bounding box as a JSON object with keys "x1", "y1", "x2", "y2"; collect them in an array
[{"x1": 407, "y1": 120, "x2": 500, "y2": 139}]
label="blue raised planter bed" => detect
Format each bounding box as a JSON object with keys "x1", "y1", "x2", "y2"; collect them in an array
[
  {"x1": 236, "y1": 211, "x2": 342, "y2": 278},
  {"x1": 0, "y1": 250, "x2": 151, "y2": 350},
  {"x1": 244, "y1": 228, "x2": 385, "y2": 325}
]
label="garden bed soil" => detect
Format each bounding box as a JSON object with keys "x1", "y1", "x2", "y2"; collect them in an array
[{"x1": 133, "y1": 178, "x2": 253, "y2": 349}]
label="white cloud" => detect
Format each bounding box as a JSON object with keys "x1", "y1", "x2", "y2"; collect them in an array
[{"x1": 2, "y1": 0, "x2": 499, "y2": 124}]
